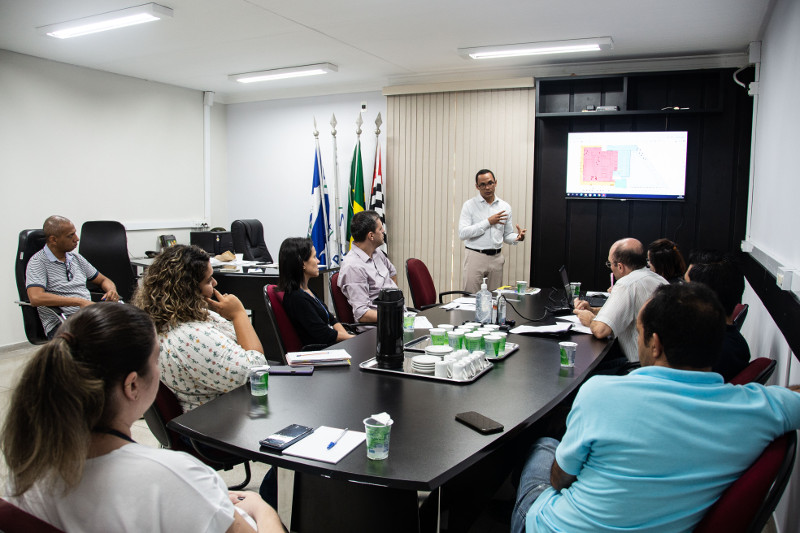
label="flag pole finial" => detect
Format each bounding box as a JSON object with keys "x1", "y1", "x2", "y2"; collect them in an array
[
  {"x1": 313, "y1": 117, "x2": 319, "y2": 138},
  {"x1": 330, "y1": 114, "x2": 337, "y2": 137},
  {"x1": 355, "y1": 114, "x2": 363, "y2": 137},
  {"x1": 374, "y1": 112, "x2": 382, "y2": 136}
]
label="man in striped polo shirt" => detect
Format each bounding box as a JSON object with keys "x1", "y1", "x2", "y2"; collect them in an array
[{"x1": 26, "y1": 215, "x2": 119, "y2": 338}]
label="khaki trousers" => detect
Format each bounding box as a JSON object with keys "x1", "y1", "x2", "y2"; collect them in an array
[{"x1": 463, "y1": 248, "x2": 505, "y2": 293}]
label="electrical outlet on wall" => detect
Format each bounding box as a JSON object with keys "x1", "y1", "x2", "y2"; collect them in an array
[{"x1": 776, "y1": 267, "x2": 793, "y2": 290}]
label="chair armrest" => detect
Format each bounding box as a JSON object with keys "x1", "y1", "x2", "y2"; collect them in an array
[
  {"x1": 15, "y1": 301, "x2": 67, "y2": 323},
  {"x1": 301, "y1": 343, "x2": 329, "y2": 351},
  {"x1": 438, "y1": 290, "x2": 472, "y2": 304},
  {"x1": 340, "y1": 322, "x2": 376, "y2": 335}
]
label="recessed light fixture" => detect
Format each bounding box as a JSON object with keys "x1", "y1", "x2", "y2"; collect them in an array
[
  {"x1": 38, "y1": 3, "x2": 173, "y2": 39},
  {"x1": 229, "y1": 63, "x2": 338, "y2": 84},
  {"x1": 459, "y1": 37, "x2": 613, "y2": 60}
]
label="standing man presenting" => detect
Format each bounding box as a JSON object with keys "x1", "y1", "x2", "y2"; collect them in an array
[
  {"x1": 26, "y1": 215, "x2": 119, "y2": 338},
  {"x1": 459, "y1": 169, "x2": 527, "y2": 293}
]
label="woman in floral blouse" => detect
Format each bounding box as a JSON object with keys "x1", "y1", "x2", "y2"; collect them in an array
[{"x1": 133, "y1": 245, "x2": 267, "y2": 412}]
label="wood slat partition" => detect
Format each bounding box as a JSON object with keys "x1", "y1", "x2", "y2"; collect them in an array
[{"x1": 386, "y1": 89, "x2": 534, "y2": 300}]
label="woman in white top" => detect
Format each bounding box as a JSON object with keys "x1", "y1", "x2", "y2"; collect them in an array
[
  {"x1": 1, "y1": 303, "x2": 282, "y2": 532},
  {"x1": 133, "y1": 245, "x2": 268, "y2": 412}
]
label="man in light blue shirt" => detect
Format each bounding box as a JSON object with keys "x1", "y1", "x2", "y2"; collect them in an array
[{"x1": 512, "y1": 282, "x2": 800, "y2": 532}]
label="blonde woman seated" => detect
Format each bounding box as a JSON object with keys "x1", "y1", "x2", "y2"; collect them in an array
[
  {"x1": 278, "y1": 237, "x2": 354, "y2": 347},
  {"x1": 133, "y1": 245, "x2": 267, "y2": 412},
  {"x1": 1, "y1": 303, "x2": 282, "y2": 532}
]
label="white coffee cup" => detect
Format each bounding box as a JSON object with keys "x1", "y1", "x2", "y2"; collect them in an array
[
  {"x1": 435, "y1": 360, "x2": 451, "y2": 378},
  {"x1": 453, "y1": 362, "x2": 467, "y2": 381}
]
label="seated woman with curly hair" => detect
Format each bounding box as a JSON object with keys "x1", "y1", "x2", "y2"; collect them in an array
[
  {"x1": 279, "y1": 237, "x2": 354, "y2": 347},
  {"x1": 133, "y1": 245, "x2": 267, "y2": 412}
]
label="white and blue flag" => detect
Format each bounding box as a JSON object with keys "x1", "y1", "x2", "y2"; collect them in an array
[{"x1": 307, "y1": 141, "x2": 337, "y2": 267}]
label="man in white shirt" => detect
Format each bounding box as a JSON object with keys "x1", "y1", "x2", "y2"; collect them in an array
[
  {"x1": 458, "y1": 169, "x2": 527, "y2": 293},
  {"x1": 573, "y1": 238, "x2": 666, "y2": 362}
]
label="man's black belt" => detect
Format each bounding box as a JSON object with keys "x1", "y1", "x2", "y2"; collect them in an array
[{"x1": 467, "y1": 247, "x2": 501, "y2": 256}]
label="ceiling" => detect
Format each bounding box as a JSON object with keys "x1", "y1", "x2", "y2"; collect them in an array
[{"x1": 0, "y1": 0, "x2": 772, "y2": 104}]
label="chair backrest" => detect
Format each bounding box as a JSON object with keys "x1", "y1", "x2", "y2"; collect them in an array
[
  {"x1": 732, "y1": 303, "x2": 749, "y2": 331},
  {"x1": 15, "y1": 229, "x2": 49, "y2": 344},
  {"x1": 264, "y1": 285, "x2": 303, "y2": 357},
  {"x1": 0, "y1": 499, "x2": 65, "y2": 533},
  {"x1": 78, "y1": 221, "x2": 137, "y2": 301},
  {"x1": 694, "y1": 431, "x2": 797, "y2": 533},
  {"x1": 231, "y1": 219, "x2": 273, "y2": 262},
  {"x1": 329, "y1": 271, "x2": 355, "y2": 324},
  {"x1": 728, "y1": 357, "x2": 777, "y2": 386},
  {"x1": 406, "y1": 258, "x2": 437, "y2": 309}
]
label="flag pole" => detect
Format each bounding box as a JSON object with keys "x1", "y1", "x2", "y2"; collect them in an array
[
  {"x1": 313, "y1": 117, "x2": 332, "y2": 267},
  {"x1": 355, "y1": 112, "x2": 364, "y2": 208},
  {"x1": 373, "y1": 113, "x2": 382, "y2": 205},
  {"x1": 330, "y1": 114, "x2": 345, "y2": 260}
]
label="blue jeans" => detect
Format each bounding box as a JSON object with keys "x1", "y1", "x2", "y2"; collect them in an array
[{"x1": 511, "y1": 437, "x2": 559, "y2": 533}]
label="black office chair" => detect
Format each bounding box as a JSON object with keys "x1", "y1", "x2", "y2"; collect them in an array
[
  {"x1": 231, "y1": 219, "x2": 273, "y2": 263},
  {"x1": 143, "y1": 382, "x2": 251, "y2": 490},
  {"x1": 78, "y1": 221, "x2": 138, "y2": 302},
  {"x1": 14, "y1": 229, "x2": 66, "y2": 344}
]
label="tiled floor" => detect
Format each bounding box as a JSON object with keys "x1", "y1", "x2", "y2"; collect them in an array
[{"x1": 0, "y1": 344, "x2": 512, "y2": 532}]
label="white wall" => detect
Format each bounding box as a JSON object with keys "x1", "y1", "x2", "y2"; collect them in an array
[
  {"x1": 0, "y1": 50, "x2": 227, "y2": 347},
  {"x1": 740, "y1": 0, "x2": 800, "y2": 530},
  {"x1": 226, "y1": 92, "x2": 387, "y2": 260}
]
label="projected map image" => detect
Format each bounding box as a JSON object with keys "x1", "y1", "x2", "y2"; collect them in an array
[
  {"x1": 581, "y1": 144, "x2": 665, "y2": 190},
  {"x1": 566, "y1": 131, "x2": 687, "y2": 200}
]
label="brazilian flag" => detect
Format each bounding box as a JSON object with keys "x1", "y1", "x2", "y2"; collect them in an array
[{"x1": 345, "y1": 139, "x2": 365, "y2": 250}]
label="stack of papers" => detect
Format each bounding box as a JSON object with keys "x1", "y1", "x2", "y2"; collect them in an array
[
  {"x1": 286, "y1": 349, "x2": 351, "y2": 367},
  {"x1": 555, "y1": 315, "x2": 593, "y2": 334},
  {"x1": 413, "y1": 316, "x2": 434, "y2": 329},
  {"x1": 283, "y1": 426, "x2": 366, "y2": 464},
  {"x1": 441, "y1": 297, "x2": 476, "y2": 311},
  {"x1": 510, "y1": 323, "x2": 573, "y2": 335}
]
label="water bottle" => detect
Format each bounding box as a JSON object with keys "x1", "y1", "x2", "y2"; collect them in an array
[
  {"x1": 496, "y1": 293, "x2": 507, "y2": 325},
  {"x1": 475, "y1": 277, "x2": 492, "y2": 324}
]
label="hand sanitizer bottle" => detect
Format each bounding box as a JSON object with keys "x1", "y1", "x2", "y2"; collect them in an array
[{"x1": 475, "y1": 277, "x2": 492, "y2": 324}]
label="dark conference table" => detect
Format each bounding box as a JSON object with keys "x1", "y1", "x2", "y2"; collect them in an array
[{"x1": 168, "y1": 290, "x2": 612, "y2": 531}]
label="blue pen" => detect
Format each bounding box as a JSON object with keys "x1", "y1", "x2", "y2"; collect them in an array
[{"x1": 327, "y1": 428, "x2": 348, "y2": 449}]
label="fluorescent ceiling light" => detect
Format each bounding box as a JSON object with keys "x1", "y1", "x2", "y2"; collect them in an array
[
  {"x1": 38, "y1": 3, "x2": 173, "y2": 39},
  {"x1": 459, "y1": 37, "x2": 613, "y2": 60},
  {"x1": 229, "y1": 63, "x2": 338, "y2": 84}
]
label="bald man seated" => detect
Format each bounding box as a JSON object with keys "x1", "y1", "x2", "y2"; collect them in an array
[
  {"x1": 573, "y1": 238, "x2": 667, "y2": 363},
  {"x1": 26, "y1": 215, "x2": 119, "y2": 338}
]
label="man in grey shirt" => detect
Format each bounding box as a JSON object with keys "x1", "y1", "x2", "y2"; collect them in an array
[
  {"x1": 26, "y1": 215, "x2": 119, "y2": 338},
  {"x1": 573, "y1": 238, "x2": 666, "y2": 362},
  {"x1": 338, "y1": 210, "x2": 399, "y2": 323}
]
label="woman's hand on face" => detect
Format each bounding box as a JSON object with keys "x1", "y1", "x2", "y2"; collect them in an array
[{"x1": 206, "y1": 289, "x2": 247, "y2": 320}]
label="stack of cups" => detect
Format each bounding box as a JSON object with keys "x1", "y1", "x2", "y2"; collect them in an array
[
  {"x1": 447, "y1": 330, "x2": 464, "y2": 350},
  {"x1": 464, "y1": 332, "x2": 482, "y2": 353},
  {"x1": 429, "y1": 328, "x2": 447, "y2": 346},
  {"x1": 484, "y1": 334, "x2": 502, "y2": 358},
  {"x1": 403, "y1": 311, "x2": 416, "y2": 332}
]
